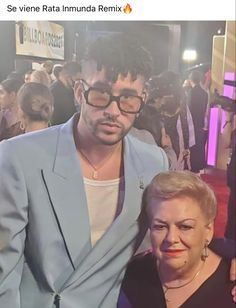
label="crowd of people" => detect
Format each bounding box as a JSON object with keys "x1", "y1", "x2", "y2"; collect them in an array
[
  {"x1": 0, "y1": 50, "x2": 212, "y2": 175},
  {"x1": 0, "y1": 33, "x2": 235, "y2": 307},
  {"x1": 0, "y1": 59, "x2": 81, "y2": 140}
]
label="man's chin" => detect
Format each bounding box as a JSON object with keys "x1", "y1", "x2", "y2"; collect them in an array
[{"x1": 95, "y1": 132, "x2": 124, "y2": 146}]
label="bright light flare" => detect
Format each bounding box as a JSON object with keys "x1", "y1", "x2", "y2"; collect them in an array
[{"x1": 182, "y1": 49, "x2": 197, "y2": 62}]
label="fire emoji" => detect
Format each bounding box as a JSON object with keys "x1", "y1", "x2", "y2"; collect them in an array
[{"x1": 123, "y1": 3, "x2": 132, "y2": 14}]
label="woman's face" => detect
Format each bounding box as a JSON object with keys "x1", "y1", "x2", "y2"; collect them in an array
[
  {"x1": 149, "y1": 196, "x2": 213, "y2": 271},
  {"x1": 0, "y1": 85, "x2": 15, "y2": 110}
]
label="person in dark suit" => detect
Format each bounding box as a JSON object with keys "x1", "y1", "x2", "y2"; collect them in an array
[
  {"x1": 188, "y1": 70, "x2": 208, "y2": 173},
  {"x1": 50, "y1": 61, "x2": 81, "y2": 125}
]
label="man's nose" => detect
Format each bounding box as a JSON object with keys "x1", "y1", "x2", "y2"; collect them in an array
[{"x1": 104, "y1": 100, "x2": 121, "y2": 117}]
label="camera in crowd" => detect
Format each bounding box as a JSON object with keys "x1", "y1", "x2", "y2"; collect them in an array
[{"x1": 211, "y1": 89, "x2": 236, "y2": 114}]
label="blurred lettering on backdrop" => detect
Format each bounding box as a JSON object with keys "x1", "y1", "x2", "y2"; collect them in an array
[{"x1": 15, "y1": 21, "x2": 64, "y2": 60}]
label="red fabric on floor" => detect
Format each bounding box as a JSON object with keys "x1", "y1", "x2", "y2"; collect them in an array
[{"x1": 201, "y1": 173, "x2": 230, "y2": 238}]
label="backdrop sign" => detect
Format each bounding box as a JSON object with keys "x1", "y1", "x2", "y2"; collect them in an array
[{"x1": 15, "y1": 21, "x2": 64, "y2": 60}]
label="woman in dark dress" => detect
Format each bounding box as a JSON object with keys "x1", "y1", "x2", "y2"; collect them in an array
[{"x1": 121, "y1": 171, "x2": 235, "y2": 308}]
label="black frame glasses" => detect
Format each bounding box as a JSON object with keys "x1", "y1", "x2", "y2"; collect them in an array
[{"x1": 79, "y1": 79, "x2": 145, "y2": 114}]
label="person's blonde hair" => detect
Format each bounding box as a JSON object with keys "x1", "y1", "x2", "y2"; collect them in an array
[
  {"x1": 144, "y1": 170, "x2": 217, "y2": 222},
  {"x1": 30, "y1": 70, "x2": 51, "y2": 87}
]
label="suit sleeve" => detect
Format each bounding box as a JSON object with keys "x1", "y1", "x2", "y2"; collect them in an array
[{"x1": 0, "y1": 140, "x2": 28, "y2": 307}]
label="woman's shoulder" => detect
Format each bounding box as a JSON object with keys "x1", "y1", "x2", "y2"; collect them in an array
[
  {"x1": 126, "y1": 251, "x2": 155, "y2": 270},
  {"x1": 204, "y1": 259, "x2": 235, "y2": 306},
  {"x1": 182, "y1": 259, "x2": 235, "y2": 308},
  {"x1": 123, "y1": 250, "x2": 158, "y2": 284},
  {"x1": 216, "y1": 258, "x2": 234, "y2": 284},
  {"x1": 120, "y1": 251, "x2": 166, "y2": 308}
]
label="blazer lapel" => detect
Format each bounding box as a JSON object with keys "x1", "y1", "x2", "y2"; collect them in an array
[
  {"x1": 64, "y1": 135, "x2": 147, "y2": 286},
  {"x1": 42, "y1": 116, "x2": 92, "y2": 269}
]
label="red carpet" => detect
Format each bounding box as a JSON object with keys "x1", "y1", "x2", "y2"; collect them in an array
[{"x1": 201, "y1": 173, "x2": 229, "y2": 238}]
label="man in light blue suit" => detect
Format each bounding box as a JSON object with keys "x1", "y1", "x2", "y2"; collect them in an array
[{"x1": 0, "y1": 34, "x2": 169, "y2": 307}]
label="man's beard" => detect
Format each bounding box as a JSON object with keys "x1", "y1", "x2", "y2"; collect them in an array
[{"x1": 83, "y1": 111, "x2": 133, "y2": 145}]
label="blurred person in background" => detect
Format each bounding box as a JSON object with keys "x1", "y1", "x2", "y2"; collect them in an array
[
  {"x1": 41, "y1": 60, "x2": 54, "y2": 83},
  {"x1": 50, "y1": 61, "x2": 81, "y2": 125},
  {"x1": 24, "y1": 70, "x2": 34, "y2": 83},
  {"x1": 0, "y1": 78, "x2": 24, "y2": 141},
  {"x1": 222, "y1": 109, "x2": 236, "y2": 241},
  {"x1": 30, "y1": 70, "x2": 51, "y2": 88},
  {"x1": 188, "y1": 70, "x2": 208, "y2": 174},
  {"x1": 6, "y1": 71, "x2": 24, "y2": 83},
  {"x1": 135, "y1": 71, "x2": 195, "y2": 170},
  {"x1": 17, "y1": 82, "x2": 54, "y2": 133},
  {"x1": 41, "y1": 60, "x2": 54, "y2": 75},
  {"x1": 52, "y1": 64, "x2": 63, "y2": 81}
]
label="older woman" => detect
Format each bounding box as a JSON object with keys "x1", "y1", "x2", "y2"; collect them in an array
[
  {"x1": 17, "y1": 82, "x2": 54, "y2": 133},
  {"x1": 121, "y1": 171, "x2": 235, "y2": 308}
]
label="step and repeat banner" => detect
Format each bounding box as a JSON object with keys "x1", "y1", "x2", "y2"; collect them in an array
[{"x1": 15, "y1": 21, "x2": 64, "y2": 60}]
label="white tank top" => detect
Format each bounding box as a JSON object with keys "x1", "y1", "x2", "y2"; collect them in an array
[{"x1": 83, "y1": 177, "x2": 125, "y2": 246}]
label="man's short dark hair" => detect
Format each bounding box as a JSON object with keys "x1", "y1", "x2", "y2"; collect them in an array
[
  {"x1": 189, "y1": 70, "x2": 202, "y2": 85},
  {"x1": 6, "y1": 71, "x2": 24, "y2": 83},
  {"x1": 85, "y1": 33, "x2": 152, "y2": 82},
  {"x1": 53, "y1": 65, "x2": 63, "y2": 79},
  {"x1": 62, "y1": 62, "x2": 81, "y2": 76},
  {"x1": 1, "y1": 78, "x2": 24, "y2": 93}
]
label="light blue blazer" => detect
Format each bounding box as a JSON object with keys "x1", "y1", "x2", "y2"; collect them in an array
[{"x1": 0, "y1": 115, "x2": 168, "y2": 308}]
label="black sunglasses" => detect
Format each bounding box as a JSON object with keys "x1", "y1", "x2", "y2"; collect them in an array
[{"x1": 80, "y1": 79, "x2": 145, "y2": 114}]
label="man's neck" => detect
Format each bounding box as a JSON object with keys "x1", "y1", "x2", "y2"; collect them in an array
[
  {"x1": 74, "y1": 119, "x2": 124, "y2": 180},
  {"x1": 25, "y1": 121, "x2": 48, "y2": 133}
]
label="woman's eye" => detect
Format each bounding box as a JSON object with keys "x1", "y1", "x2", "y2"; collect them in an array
[
  {"x1": 179, "y1": 225, "x2": 193, "y2": 230},
  {"x1": 153, "y1": 224, "x2": 166, "y2": 230}
]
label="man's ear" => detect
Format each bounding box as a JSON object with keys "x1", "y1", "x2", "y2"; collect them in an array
[
  {"x1": 74, "y1": 81, "x2": 84, "y2": 105},
  {"x1": 142, "y1": 90, "x2": 148, "y2": 105},
  {"x1": 10, "y1": 91, "x2": 17, "y2": 103}
]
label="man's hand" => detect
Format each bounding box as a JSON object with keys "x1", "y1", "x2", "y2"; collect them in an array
[
  {"x1": 182, "y1": 149, "x2": 190, "y2": 160},
  {"x1": 230, "y1": 258, "x2": 236, "y2": 302},
  {"x1": 161, "y1": 127, "x2": 172, "y2": 148}
]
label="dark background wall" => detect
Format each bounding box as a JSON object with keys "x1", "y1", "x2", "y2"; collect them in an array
[{"x1": 0, "y1": 21, "x2": 15, "y2": 82}]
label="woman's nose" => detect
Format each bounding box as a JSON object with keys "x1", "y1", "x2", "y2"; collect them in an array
[{"x1": 165, "y1": 226, "x2": 179, "y2": 244}]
